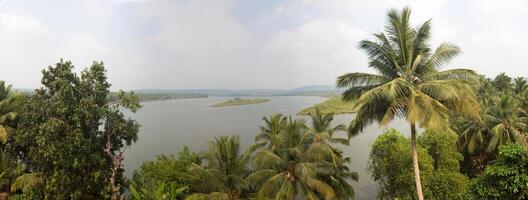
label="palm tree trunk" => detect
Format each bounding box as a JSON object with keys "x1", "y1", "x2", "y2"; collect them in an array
[{"x1": 411, "y1": 122, "x2": 424, "y2": 200}]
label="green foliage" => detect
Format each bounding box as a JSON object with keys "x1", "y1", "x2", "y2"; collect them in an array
[
  {"x1": 0, "y1": 81, "x2": 23, "y2": 145},
  {"x1": 131, "y1": 146, "x2": 201, "y2": 199},
  {"x1": 452, "y1": 73, "x2": 528, "y2": 176},
  {"x1": 471, "y1": 144, "x2": 528, "y2": 199},
  {"x1": 369, "y1": 129, "x2": 433, "y2": 199},
  {"x1": 492, "y1": 72, "x2": 512, "y2": 92},
  {"x1": 130, "y1": 182, "x2": 188, "y2": 200},
  {"x1": 418, "y1": 129, "x2": 463, "y2": 171},
  {"x1": 369, "y1": 129, "x2": 470, "y2": 199},
  {"x1": 514, "y1": 77, "x2": 527, "y2": 94},
  {"x1": 14, "y1": 60, "x2": 141, "y2": 199},
  {"x1": 418, "y1": 130, "x2": 470, "y2": 200},
  {"x1": 186, "y1": 136, "x2": 251, "y2": 200},
  {"x1": 247, "y1": 112, "x2": 356, "y2": 200}
]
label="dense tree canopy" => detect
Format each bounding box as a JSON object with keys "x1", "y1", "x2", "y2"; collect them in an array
[
  {"x1": 13, "y1": 60, "x2": 141, "y2": 199},
  {"x1": 471, "y1": 144, "x2": 528, "y2": 199},
  {"x1": 369, "y1": 129, "x2": 470, "y2": 200},
  {"x1": 130, "y1": 146, "x2": 200, "y2": 200}
]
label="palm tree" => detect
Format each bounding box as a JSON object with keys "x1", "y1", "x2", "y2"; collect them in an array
[
  {"x1": 304, "y1": 109, "x2": 357, "y2": 199},
  {"x1": 485, "y1": 95, "x2": 526, "y2": 153},
  {"x1": 247, "y1": 117, "x2": 337, "y2": 199},
  {"x1": 186, "y1": 136, "x2": 250, "y2": 200},
  {"x1": 0, "y1": 81, "x2": 20, "y2": 144},
  {"x1": 0, "y1": 149, "x2": 43, "y2": 198},
  {"x1": 336, "y1": 8, "x2": 480, "y2": 200},
  {"x1": 130, "y1": 182, "x2": 187, "y2": 200},
  {"x1": 253, "y1": 114, "x2": 287, "y2": 151},
  {"x1": 514, "y1": 77, "x2": 527, "y2": 94},
  {"x1": 304, "y1": 109, "x2": 348, "y2": 166}
]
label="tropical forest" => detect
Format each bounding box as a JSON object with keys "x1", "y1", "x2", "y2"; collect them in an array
[{"x1": 0, "y1": 2, "x2": 527, "y2": 200}]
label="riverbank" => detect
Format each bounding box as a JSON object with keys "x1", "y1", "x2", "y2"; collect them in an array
[{"x1": 298, "y1": 97, "x2": 356, "y2": 115}]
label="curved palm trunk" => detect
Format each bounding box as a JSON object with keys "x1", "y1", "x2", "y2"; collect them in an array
[{"x1": 410, "y1": 123, "x2": 424, "y2": 200}]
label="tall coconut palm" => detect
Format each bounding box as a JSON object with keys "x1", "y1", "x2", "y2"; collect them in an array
[
  {"x1": 186, "y1": 136, "x2": 250, "y2": 200},
  {"x1": 336, "y1": 8, "x2": 480, "y2": 200}
]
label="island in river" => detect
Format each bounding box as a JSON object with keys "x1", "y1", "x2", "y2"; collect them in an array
[{"x1": 210, "y1": 97, "x2": 270, "y2": 107}]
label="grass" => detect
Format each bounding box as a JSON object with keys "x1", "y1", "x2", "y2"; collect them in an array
[
  {"x1": 298, "y1": 96, "x2": 357, "y2": 115},
  {"x1": 211, "y1": 98, "x2": 270, "y2": 107}
]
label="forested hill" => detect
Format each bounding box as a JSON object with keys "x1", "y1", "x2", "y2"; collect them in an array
[{"x1": 133, "y1": 84, "x2": 343, "y2": 97}]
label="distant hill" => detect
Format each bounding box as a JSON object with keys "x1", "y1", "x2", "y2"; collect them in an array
[
  {"x1": 291, "y1": 85, "x2": 341, "y2": 92},
  {"x1": 134, "y1": 85, "x2": 342, "y2": 97},
  {"x1": 16, "y1": 84, "x2": 343, "y2": 97}
]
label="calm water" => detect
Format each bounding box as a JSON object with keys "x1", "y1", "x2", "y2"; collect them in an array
[{"x1": 124, "y1": 96, "x2": 410, "y2": 200}]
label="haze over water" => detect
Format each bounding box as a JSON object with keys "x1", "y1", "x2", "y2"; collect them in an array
[{"x1": 124, "y1": 96, "x2": 410, "y2": 199}]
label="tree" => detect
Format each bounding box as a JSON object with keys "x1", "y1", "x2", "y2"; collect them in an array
[
  {"x1": 369, "y1": 129, "x2": 469, "y2": 200},
  {"x1": 253, "y1": 113, "x2": 287, "y2": 151},
  {"x1": 186, "y1": 136, "x2": 251, "y2": 200},
  {"x1": 484, "y1": 95, "x2": 526, "y2": 153},
  {"x1": 471, "y1": 144, "x2": 528, "y2": 199},
  {"x1": 369, "y1": 129, "x2": 433, "y2": 199},
  {"x1": 492, "y1": 72, "x2": 512, "y2": 92},
  {"x1": 130, "y1": 146, "x2": 201, "y2": 199},
  {"x1": 418, "y1": 130, "x2": 470, "y2": 200},
  {"x1": 247, "y1": 117, "x2": 336, "y2": 199},
  {"x1": 0, "y1": 81, "x2": 22, "y2": 144},
  {"x1": 514, "y1": 77, "x2": 527, "y2": 94},
  {"x1": 305, "y1": 110, "x2": 357, "y2": 199},
  {"x1": 14, "y1": 60, "x2": 141, "y2": 199},
  {"x1": 104, "y1": 90, "x2": 142, "y2": 200},
  {"x1": 336, "y1": 7, "x2": 479, "y2": 200}
]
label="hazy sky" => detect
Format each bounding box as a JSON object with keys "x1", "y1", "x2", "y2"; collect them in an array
[{"x1": 0, "y1": 0, "x2": 526, "y2": 90}]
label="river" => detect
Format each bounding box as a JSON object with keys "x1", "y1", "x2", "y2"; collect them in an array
[{"x1": 124, "y1": 96, "x2": 411, "y2": 199}]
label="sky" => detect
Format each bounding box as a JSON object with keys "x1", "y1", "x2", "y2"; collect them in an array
[{"x1": 0, "y1": 0, "x2": 527, "y2": 90}]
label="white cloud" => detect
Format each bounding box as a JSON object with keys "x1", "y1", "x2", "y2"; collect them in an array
[
  {"x1": 266, "y1": 20, "x2": 368, "y2": 86},
  {"x1": 0, "y1": 13, "x2": 56, "y2": 88}
]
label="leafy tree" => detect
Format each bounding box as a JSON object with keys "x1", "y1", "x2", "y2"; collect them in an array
[
  {"x1": 369, "y1": 129, "x2": 433, "y2": 199},
  {"x1": 418, "y1": 130, "x2": 470, "y2": 200},
  {"x1": 492, "y1": 72, "x2": 512, "y2": 92},
  {"x1": 471, "y1": 144, "x2": 528, "y2": 199},
  {"x1": 418, "y1": 129, "x2": 463, "y2": 171},
  {"x1": 514, "y1": 77, "x2": 527, "y2": 94},
  {"x1": 337, "y1": 7, "x2": 479, "y2": 200},
  {"x1": 186, "y1": 136, "x2": 251, "y2": 200},
  {"x1": 369, "y1": 129, "x2": 470, "y2": 200},
  {"x1": 130, "y1": 146, "x2": 201, "y2": 199},
  {"x1": 14, "y1": 60, "x2": 140, "y2": 199}
]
